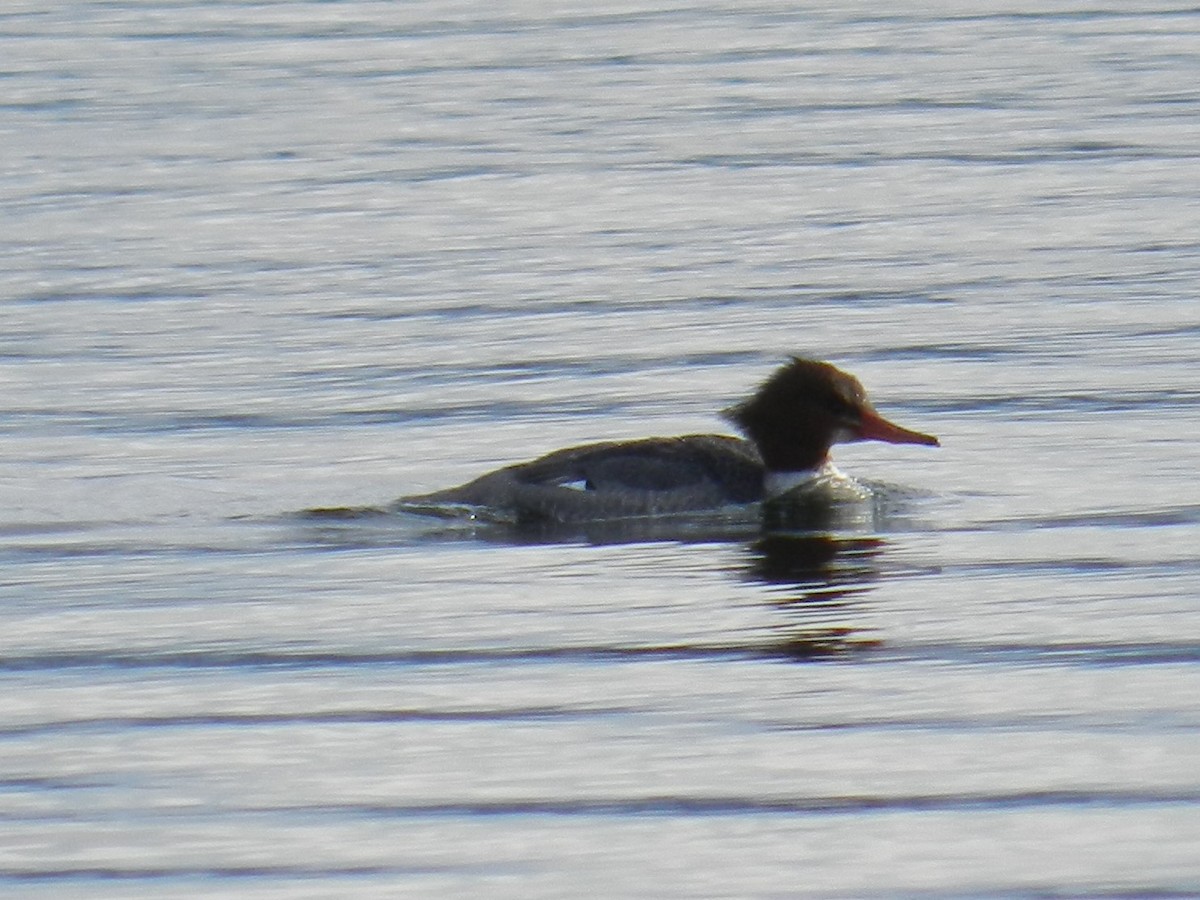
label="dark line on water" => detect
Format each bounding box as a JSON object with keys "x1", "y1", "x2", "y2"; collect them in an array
[
  {"x1": 0, "y1": 864, "x2": 1192, "y2": 900},
  {"x1": 0, "y1": 640, "x2": 1195, "y2": 674},
  {"x1": 980, "y1": 505, "x2": 1200, "y2": 530},
  {"x1": 0, "y1": 864, "x2": 467, "y2": 884},
  {"x1": 0, "y1": 706, "x2": 631, "y2": 739},
  {"x1": 0, "y1": 641, "x2": 858, "y2": 673},
  {"x1": 1, "y1": 791, "x2": 1194, "y2": 829},
  {"x1": 890, "y1": 641, "x2": 1200, "y2": 668},
  {"x1": 282, "y1": 788, "x2": 1200, "y2": 819}
]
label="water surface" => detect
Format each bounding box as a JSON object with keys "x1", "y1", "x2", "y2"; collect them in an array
[{"x1": 2, "y1": 2, "x2": 1200, "y2": 897}]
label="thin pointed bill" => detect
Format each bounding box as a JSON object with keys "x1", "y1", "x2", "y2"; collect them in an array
[{"x1": 857, "y1": 407, "x2": 940, "y2": 446}]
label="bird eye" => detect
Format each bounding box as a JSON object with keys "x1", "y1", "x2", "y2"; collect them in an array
[{"x1": 825, "y1": 390, "x2": 860, "y2": 424}]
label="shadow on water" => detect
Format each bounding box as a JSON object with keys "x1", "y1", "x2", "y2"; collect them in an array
[
  {"x1": 740, "y1": 532, "x2": 889, "y2": 659},
  {"x1": 300, "y1": 475, "x2": 930, "y2": 549},
  {"x1": 295, "y1": 501, "x2": 900, "y2": 662},
  {"x1": 746, "y1": 532, "x2": 885, "y2": 601}
]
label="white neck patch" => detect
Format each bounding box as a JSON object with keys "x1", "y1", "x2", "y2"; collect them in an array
[{"x1": 763, "y1": 461, "x2": 845, "y2": 499}]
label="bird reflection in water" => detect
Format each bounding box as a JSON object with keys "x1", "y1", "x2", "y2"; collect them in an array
[
  {"x1": 300, "y1": 484, "x2": 908, "y2": 664},
  {"x1": 743, "y1": 531, "x2": 887, "y2": 660}
]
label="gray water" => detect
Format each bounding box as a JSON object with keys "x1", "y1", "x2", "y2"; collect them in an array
[{"x1": 3, "y1": 2, "x2": 1200, "y2": 897}]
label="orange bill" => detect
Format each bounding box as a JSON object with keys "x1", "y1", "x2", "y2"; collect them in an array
[{"x1": 857, "y1": 407, "x2": 939, "y2": 446}]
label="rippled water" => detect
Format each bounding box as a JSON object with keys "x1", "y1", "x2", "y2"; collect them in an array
[{"x1": 3, "y1": 2, "x2": 1200, "y2": 897}]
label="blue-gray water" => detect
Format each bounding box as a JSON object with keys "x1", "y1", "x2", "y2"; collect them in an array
[{"x1": 3, "y1": 3, "x2": 1200, "y2": 897}]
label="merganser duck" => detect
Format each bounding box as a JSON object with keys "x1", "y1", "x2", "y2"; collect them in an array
[{"x1": 400, "y1": 357, "x2": 938, "y2": 524}]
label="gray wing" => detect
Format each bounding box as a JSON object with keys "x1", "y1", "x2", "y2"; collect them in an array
[{"x1": 407, "y1": 435, "x2": 763, "y2": 523}]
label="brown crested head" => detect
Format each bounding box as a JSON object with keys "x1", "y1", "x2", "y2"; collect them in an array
[{"x1": 724, "y1": 357, "x2": 938, "y2": 472}]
